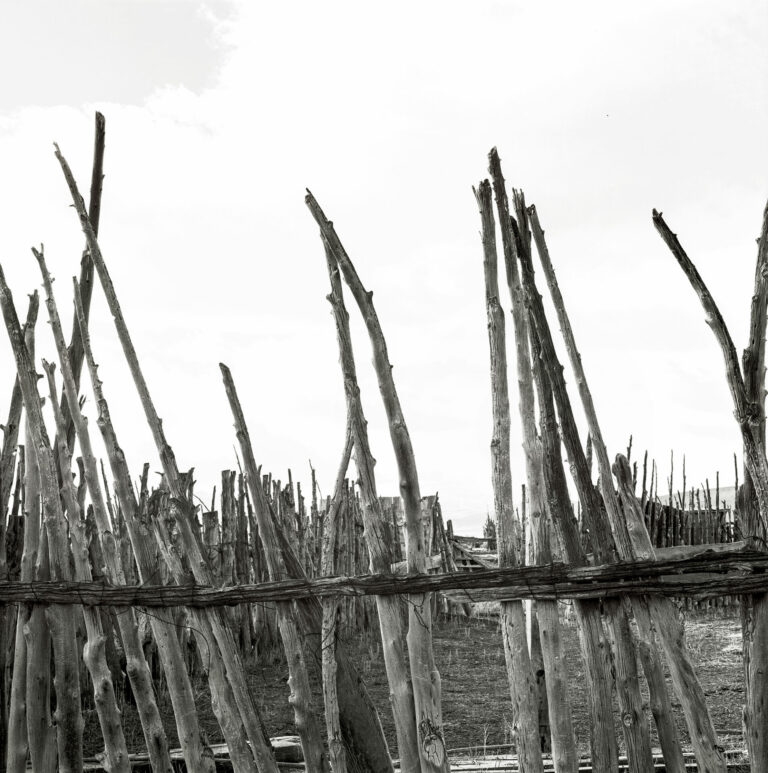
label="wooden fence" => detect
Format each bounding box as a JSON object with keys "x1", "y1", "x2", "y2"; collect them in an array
[{"x1": 0, "y1": 121, "x2": 767, "y2": 773}]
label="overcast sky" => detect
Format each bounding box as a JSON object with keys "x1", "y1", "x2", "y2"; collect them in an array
[{"x1": 0, "y1": 1, "x2": 766, "y2": 532}]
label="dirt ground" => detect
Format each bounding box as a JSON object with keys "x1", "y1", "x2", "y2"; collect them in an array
[{"x1": 88, "y1": 603, "x2": 746, "y2": 762}]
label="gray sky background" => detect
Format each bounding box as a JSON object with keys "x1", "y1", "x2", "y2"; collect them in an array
[{"x1": 0, "y1": 1, "x2": 766, "y2": 532}]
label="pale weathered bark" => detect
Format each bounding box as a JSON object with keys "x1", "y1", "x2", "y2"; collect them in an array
[
  {"x1": 306, "y1": 190, "x2": 449, "y2": 773},
  {"x1": 58, "y1": 111, "x2": 105, "y2": 458},
  {"x1": 324, "y1": 241, "x2": 421, "y2": 773},
  {"x1": 221, "y1": 364, "x2": 329, "y2": 773},
  {"x1": 488, "y1": 152, "x2": 579, "y2": 771},
  {"x1": 614, "y1": 455, "x2": 720, "y2": 773},
  {"x1": 515, "y1": 211, "x2": 654, "y2": 772},
  {"x1": 2, "y1": 544, "x2": 767, "y2": 606},
  {"x1": 739, "y1": 199, "x2": 768, "y2": 773},
  {"x1": 37, "y1": 245, "x2": 173, "y2": 773},
  {"x1": 43, "y1": 361, "x2": 131, "y2": 773},
  {"x1": 652, "y1": 209, "x2": 768, "y2": 524},
  {"x1": 149, "y1": 492, "x2": 255, "y2": 773},
  {"x1": 653, "y1": 204, "x2": 768, "y2": 772},
  {"x1": 24, "y1": 516, "x2": 58, "y2": 773},
  {"x1": 73, "y1": 280, "x2": 214, "y2": 773},
  {"x1": 5, "y1": 294, "x2": 39, "y2": 773},
  {"x1": 529, "y1": 207, "x2": 702, "y2": 773},
  {"x1": 56, "y1": 146, "x2": 279, "y2": 773},
  {"x1": 475, "y1": 178, "x2": 545, "y2": 773},
  {"x1": 534, "y1": 345, "x2": 621, "y2": 773},
  {"x1": 321, "y1": 427, "x2": 353, "y2": 773},
  {"x1": 0, "y1": 264, "x2": 83, "y2": 773},
  {"x1": 271, "y1": 508, "x2": 393, "y2": 773},
  {"x1": 15, "y1": 316, "x2": 57, "y2": 773}
]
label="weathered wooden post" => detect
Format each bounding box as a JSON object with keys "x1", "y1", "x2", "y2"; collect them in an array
[
  {"x1": 474, "y1": 177, "x2": 549, "y2": 773},
  {"x1": 488, "y1": 151, "x2": 580, "y2": 770},
  {"x1": 37, "y1": 250, "x2": 173, "y2": 773},
  {"x1": 5, "y1": 296, "x2": 41, "y2": 773},
  {"x1": 530, "y1": 331, "x2": 619, "y2": 773},
  {"x1": 58, "y1": 149, "x2": 278, "y2": 773},
  {"x1": 221, "y1": 364, "x2": 329, "y2": 773},
  {"x1": 323, "y1": 239, "x2": 421, "y2": 772},
  {"x1": 73, "y1": 283, "x2": 214, "y2": 773},
  {"x1": 653, "y1": 203, "x2": 768, "y2": 772},
  {"x1": 530, "y1": 203, "x2": 721, "y2": 772},
  {"x1": 42, "y1": 361, "x2": 131, "y2": 773},
  {"x1": 519, "y1": 207, "x2": 655, "y2": 773},
  {"x1": 0, "y1": 267, "x2": 83, "y2": 773},
  {"x1": 306, "y1": 190, "x2": 450, "y2": 773},
  {"x1": 320, "y1": 427, "x2": 353, "y2": 773}
]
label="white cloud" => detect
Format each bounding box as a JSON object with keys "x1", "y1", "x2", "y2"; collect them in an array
[{"x1": 0, "y1": 0, "x2": 766, "y2": 532}]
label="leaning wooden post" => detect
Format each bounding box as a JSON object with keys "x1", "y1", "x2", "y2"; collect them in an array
[
  {"x1": 0, "y1": 265, "x2": 83, "y2": 773},
  {"x1": 306, "y1": 190, "x2": 449, "y2": 773},
  {"x1": 73, "y1": 281, "x2": 214, "y2": 773},
  {"x1": 614, "y1": 453, "x2": 723, "y2": 760},
  {"x1": 738, "y1": 198, "x2": 768, "y2": 753},
  {"x1": 473, "y1": 178, "x2": 546, "y2": 773},
  {"x1": 531, "y1": 205, "x2": 723, "y2": 772},
  {"x1": 518, "y1": 210, "x2": 654, "y2": 772},
  {"x1": 58, "y1": 111, "x2": 106, "y2": 456},
  {"x1": 488, "y1": 151, "x2": 579, "y2": 770},
  {"x1": 35, "y1": 249, "x2": 174, "y2": 773},
  {"x1": 56, "y1": 145, "x2": 280, "y2": 773},
  {"x1": 321, "y1": 426, "x2": 353, "y2": 773},
  {"x1": 323, "y1": 239, "x2": 421, "y2": 772},
  {"x1": 0, "y1": 350, "x2": 27, "y2": 767},
  {"x1": 42, "y1": 361, "x2": 131, "y2": 773},
  {"x1": 5, "y1": 295, "x2": 39, "y2": 773},
  {"x1": 530, "y1": 330, "x2": 618, "y2": 773},
  {"x1": 149, "y1": 491, "x2": 258, "y2": 773},
  {"x1": 17, "y1": 314, "x2": 57, "y2": 773},
  {"x1": 221, "y1": 364, "x2": 329, "y2": 773},
  {"x1": 653, "y1": 204, "x2": 768, "y2": 773}
]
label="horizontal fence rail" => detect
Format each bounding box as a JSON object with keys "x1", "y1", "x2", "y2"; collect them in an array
[{"x1": 0, "y1": 544, "x2": 766, "y2": 608}]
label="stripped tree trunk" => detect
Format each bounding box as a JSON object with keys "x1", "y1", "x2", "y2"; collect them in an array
[
  {"x1": 0, "y1": 265, "x2": 83, "y2": 773},
  {"x1": 57, "y1": 147, "x2": 279, "y2": 773},
  {"x1": 488, "y1": 151, "x2": 578, "y2": 771},
  {"x1": 58, "y1": 112, "x2": 106, "y2": 456},
  {"x1": 5, "y1": 295, "x2": 39, "y2": 773},
  {"x1": 614, "y1": 455, "x2": 720, "y2": 773},
  {"x1": 653, "y1": 204, "x2": 768, "y2": 772},
  {"x1": 321, "y1": 427, "x2": 353, "y2": 773},
  {"x1": 474, "y1": 179, "x2": 545, "y2": 773},
  {"x1": 73, "y1": 281, "x2": 215, "y2": 773},
  {"x1": 38, "y1": 247, "x2": 174, "y2": 773},
  {"x1": 324, "y1": 241, "x2": 421, "y2": 772},
  {"x1": 739, "y1": 201, "x2": 768, "y2": 773},
  {"x1": 513, "y1": 210, "x2": 654, "y2": 773},
  {"x1": 306, "y1": 190, "x2": 449, "y2": 773},
  {"x1": 149, "y1": 492, "x2": 255, "y2": 773},
  {"x1": 531, "y1": 342, "x2": 618, "y2": 773},
  {"x1": 269, "y1": 502, "x2": 394, "y2": 773},
  {"x1": 43, "y1": 361, "x2": 131, "y2": 773},
  {"x1": 0, "y1": 325, "x2": 28, "y2": 770},
  {"x1": 221, "y1": 365, "x2": 329, "y2": 772},
  {"x1": 529, "y1": 207, "x2": 701, "y2": 773}
]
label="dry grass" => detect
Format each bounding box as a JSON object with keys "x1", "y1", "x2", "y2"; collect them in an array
[{"x1": 84, "y1": 605, "x2": 746, "y2": 760}]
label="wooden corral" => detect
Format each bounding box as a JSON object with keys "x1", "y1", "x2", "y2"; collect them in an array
[{"x1": 0, "y1": 117, "x2": 766, "y2": 773}]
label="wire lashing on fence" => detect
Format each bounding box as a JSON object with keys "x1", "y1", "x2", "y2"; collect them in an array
[{"x1": 1, "y1": 547, "x2": 767, "y2": 607}]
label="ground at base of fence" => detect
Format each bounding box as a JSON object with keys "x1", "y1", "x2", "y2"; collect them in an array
[
  {"x1": 78, "y1": 743, "x2": 752, "y2": 772},
  {"x1": 438, "y1": 748, "x2": 750, "y2": 772},
  {"x1": 74, "y1": 612, "x2": 746, "y2": 767}
]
